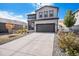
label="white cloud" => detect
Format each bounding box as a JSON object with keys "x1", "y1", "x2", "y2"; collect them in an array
[
  {"x1": 0, "y1": 10, "x2": 27, "y2": 23},
  {"x1": 59, "y1": 19, "x2": 64, "y2": 20},
  {"x1": 30, "y1": 11, "x2": 35, "y2": 14},
  {"x1": 27, "y1": 3, "x2": 53, "y2": 15},
  {"x1": 33, "y1": 3, "x2": 53, "y2": 9}
]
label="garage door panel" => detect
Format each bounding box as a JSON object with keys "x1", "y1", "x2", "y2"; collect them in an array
[{"x1": 36, "y1": 23, "x2": 55, "y2": 32}]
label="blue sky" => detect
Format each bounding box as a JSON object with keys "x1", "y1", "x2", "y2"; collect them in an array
[{"x1": 0, "y1": 3, "x2": 79, "y2": 22}]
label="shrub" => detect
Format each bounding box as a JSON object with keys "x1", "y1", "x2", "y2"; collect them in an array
[
  {"x1": 58, "y1": 32, "x2": 79, "y2": 56},
  {"x1": 16, "y1": 28, "x2": 28, "y2": 34}
]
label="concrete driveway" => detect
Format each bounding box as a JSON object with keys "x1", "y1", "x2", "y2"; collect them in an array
[{"x1": 0, "y1": 33, "x2": 54, "y2": 56}]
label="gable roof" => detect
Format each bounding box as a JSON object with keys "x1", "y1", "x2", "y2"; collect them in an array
[
  {"x1": 0, "y1": 18, "x2": 27, "y2": 25},
  {"x1": 73, "y1": 9, "x2": 79, "y2": 14},
  {"x1": 35, "y1": 5, "x2": 59, "y2": 12}
]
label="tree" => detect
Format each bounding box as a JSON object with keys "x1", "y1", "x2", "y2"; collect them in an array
[{"x1": 64, "y1": 10, "x2": 76, "y2": 28}]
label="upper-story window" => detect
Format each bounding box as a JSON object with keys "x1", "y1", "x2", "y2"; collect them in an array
[
  {"x1": 44, "y1": 11, "x2": 48, "y2": 17},
  {"x1": 39, "y1": 12, "x2": 43, "y2": 18},
  {"x1": 28, "y1": 14, "x2": 36, "y2": 19},
  {"x1": 49, "y1": 10, "x2": 54, "y2": 17}
]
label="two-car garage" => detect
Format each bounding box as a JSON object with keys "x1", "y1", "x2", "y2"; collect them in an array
[
  {"x1": 36, "y1": 23, "x2": 55, "y2": 32},
  {"x1": 34, "y1": 19, "x2": 58, "y2": 33}
]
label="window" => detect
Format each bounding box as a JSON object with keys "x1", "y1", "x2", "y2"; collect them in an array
[
  {"x1": 49, "y1": 10, "x2": 54, "y2": 17},
  {"x1": 28, "y1": 16, "x2": 31, "y2": 19},
  {"x1": 44, "y1": 11, "x2": 48, "y2": 17},
  {"x1": 28, "y1": 15, "x2": 36, "y2": 19},
  {"x1": 39, "y1": 12, "x2": 43, "y2": 18}
]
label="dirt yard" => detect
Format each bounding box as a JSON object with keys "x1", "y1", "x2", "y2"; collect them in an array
[{"x1": 0, "y1": 34, "x2": 26, "y2": 45}]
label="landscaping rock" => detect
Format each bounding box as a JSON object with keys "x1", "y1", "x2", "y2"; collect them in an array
[{"x1": 53, "y1": 34, "x2": 67, "y2": 56}]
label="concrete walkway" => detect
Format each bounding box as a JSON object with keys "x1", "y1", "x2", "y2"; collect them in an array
[{"x1": 0, "y1": 33, "x2": 54, "y2": 56}]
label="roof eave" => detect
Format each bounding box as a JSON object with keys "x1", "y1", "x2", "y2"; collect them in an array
[
  {"x1": 35, "y1": 6, "x2": 59, "y2": 12},
  {"x1": 73, "y1": 10, "x2": 79, "y2": 14}
]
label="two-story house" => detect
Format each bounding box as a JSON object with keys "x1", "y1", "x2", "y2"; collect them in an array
[{"x1": 27, "y1": 6, "x2": 59, "y2": 33}]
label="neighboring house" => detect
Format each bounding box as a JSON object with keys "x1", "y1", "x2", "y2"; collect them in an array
[
  {"x1": 0, "y1": 18, "x2": 27, "y2": 33},
  {"x1": 58, "y1": 20, "x2": 66, "y2": 31},
  {"x1": 27, "y1": 6, "x2": 59, "y2": 33},
  {"x1": 74, "y1": 10, "x2": 79, "y2": 25},
  {"x1": 71, "y1": 10, "x2": 79, "y2": 32}
]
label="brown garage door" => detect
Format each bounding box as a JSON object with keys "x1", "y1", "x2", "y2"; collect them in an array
[{"x1": 36, "y1": 23, "x2": 55, "y2": 32}]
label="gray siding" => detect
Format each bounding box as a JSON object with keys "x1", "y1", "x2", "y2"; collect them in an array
[
  {"x1": 28, "y1": 20, "x2": 35, "y2": 30},
  {"x1": 36, "y1": 7, "x2": 58, "y2": 20}
]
